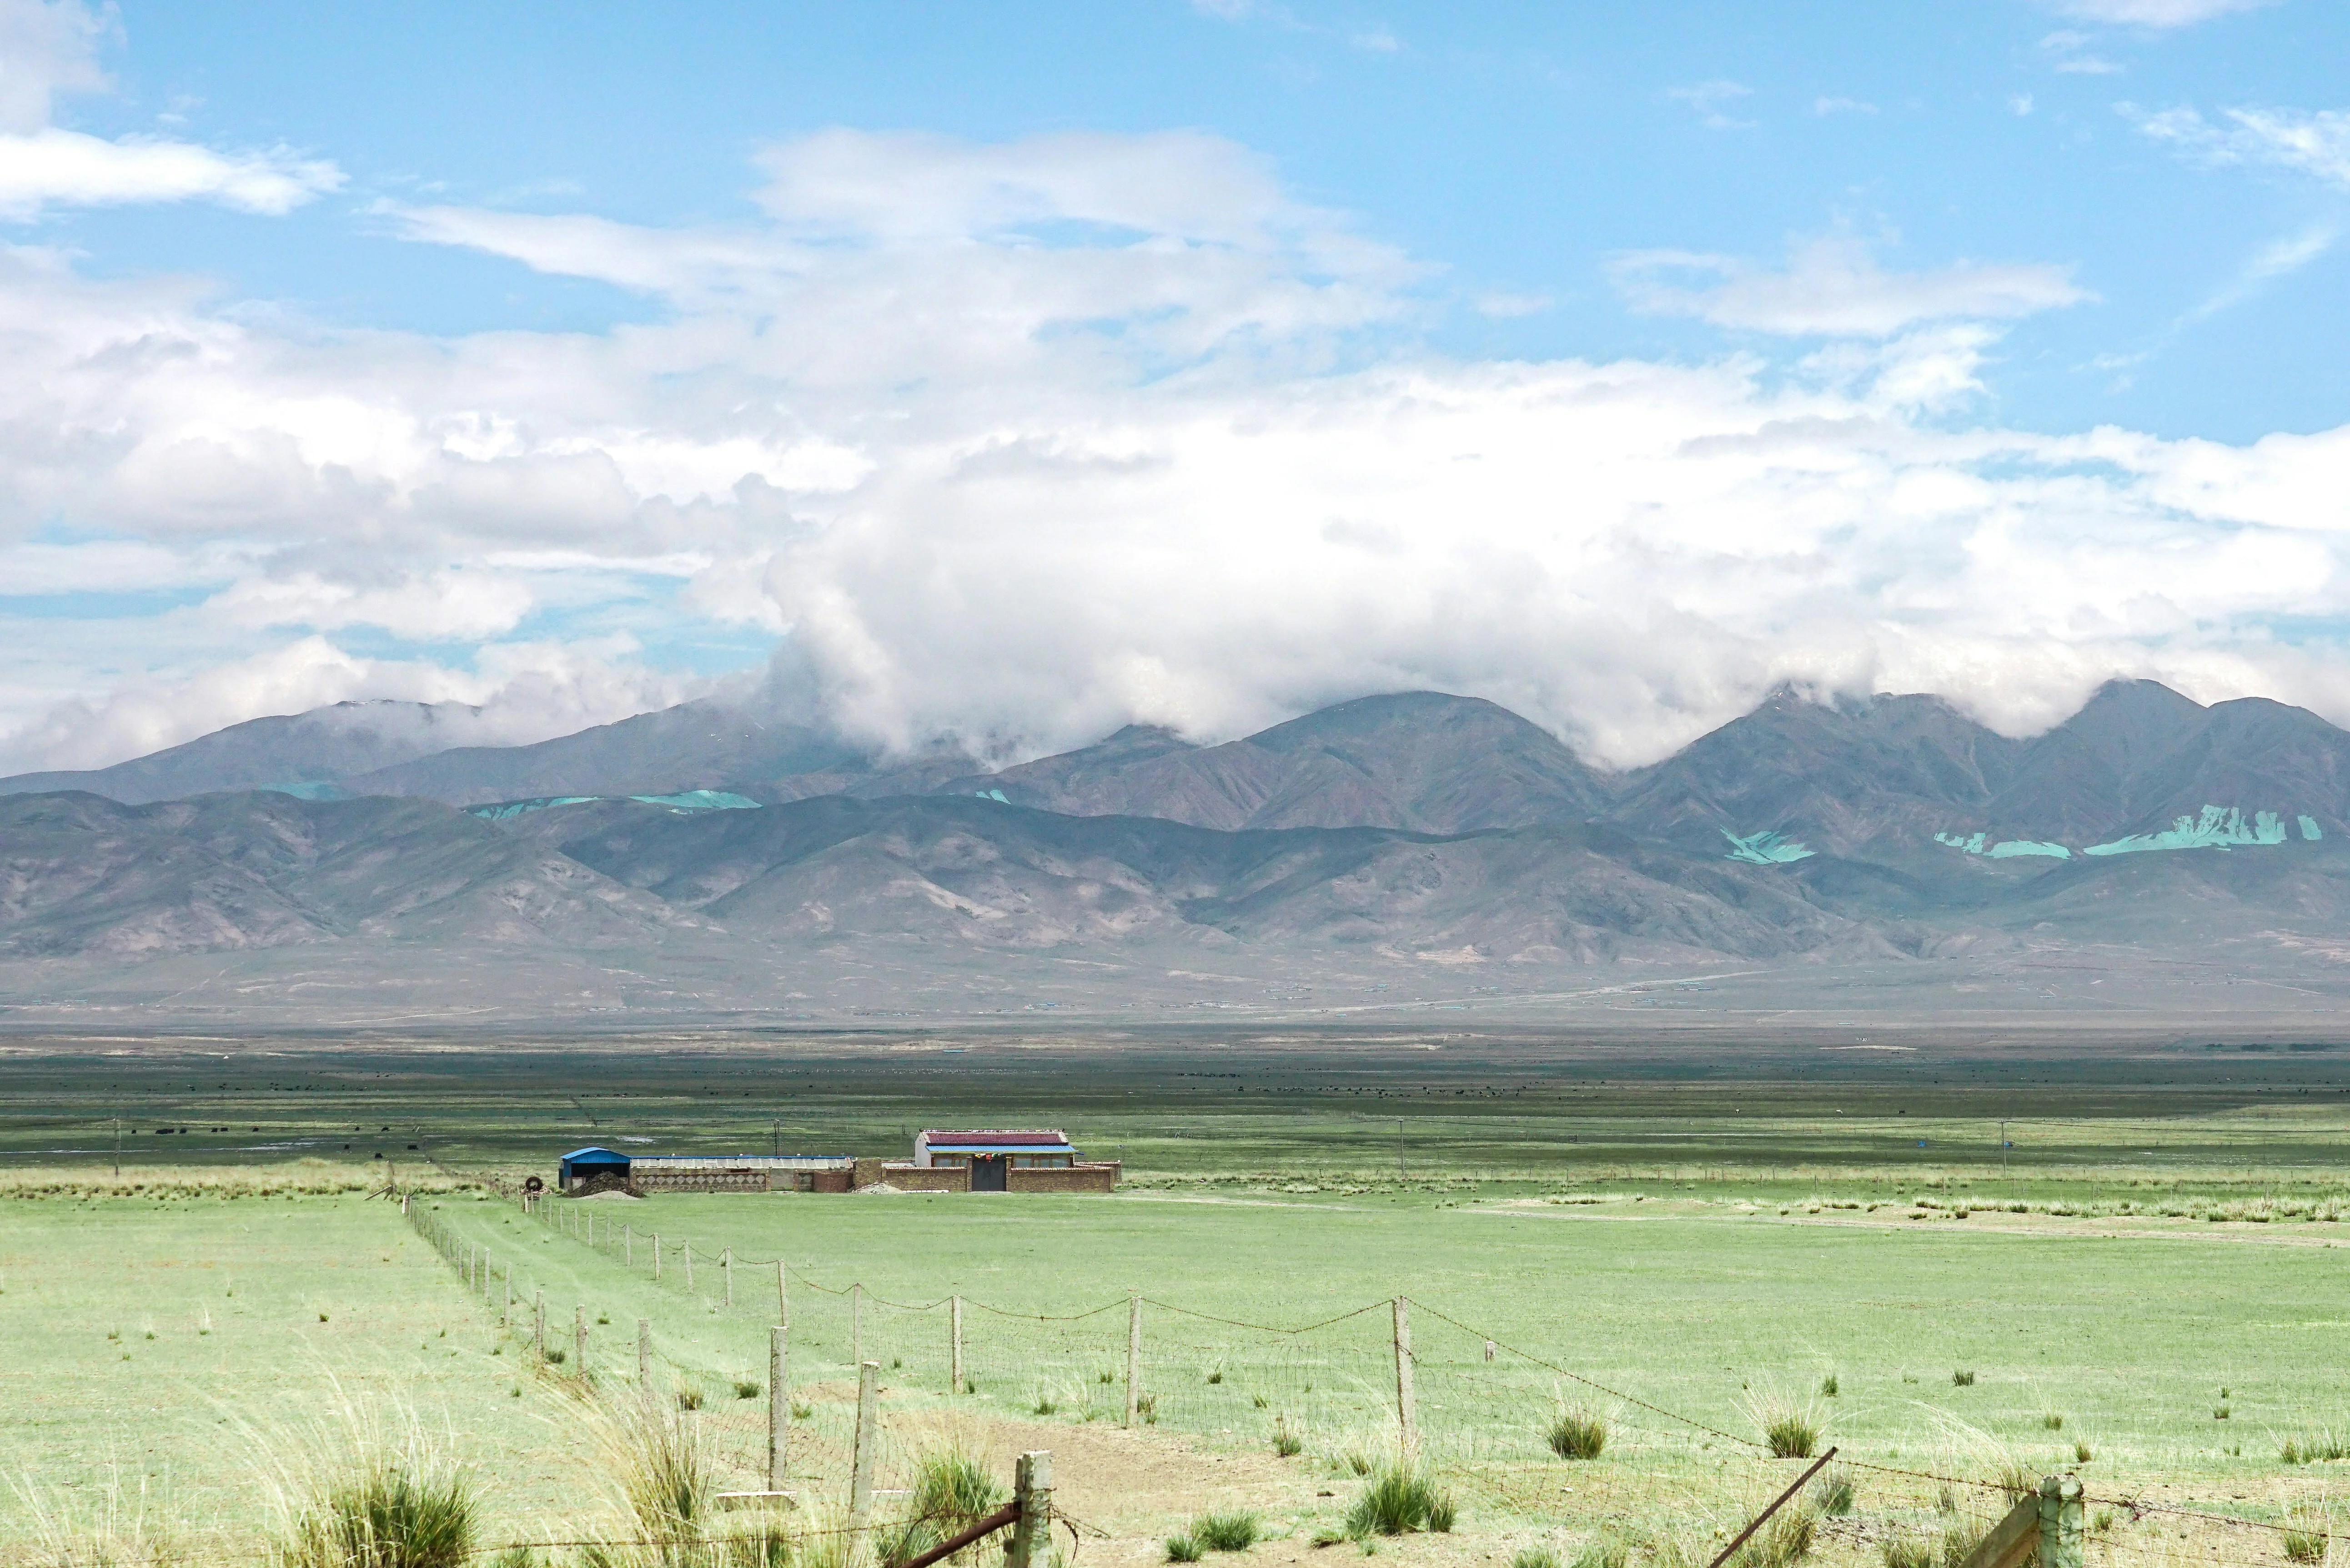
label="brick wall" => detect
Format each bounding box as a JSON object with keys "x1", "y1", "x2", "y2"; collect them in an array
[
  {"x1": 1006, "y1": 1161, "x2": 1119, "y2": 1194},
  {"x1": 880, "y1": 1161, "x2": 969, "y2": 1192}
]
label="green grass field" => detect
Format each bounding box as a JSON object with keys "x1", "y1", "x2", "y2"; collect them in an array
[{"x1": 7, "y1": 1030, "x2": 2350, "y2": 1567}]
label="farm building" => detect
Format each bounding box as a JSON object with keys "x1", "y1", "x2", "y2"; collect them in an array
[
  {"x1": 864, "y1": 1129, "x2": 1120, "y2": 1192},
  {"x1": 553, "y1": 1129, "x2": 1115, "y2": 1195},
  {"x1": 556, "y1": 1146, "x2": 854, "y2": 1194}
]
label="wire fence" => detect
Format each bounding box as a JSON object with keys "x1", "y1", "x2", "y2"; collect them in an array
[{"x1": 401, "y1": 1190, "x2": 2345, "y2": 1568}]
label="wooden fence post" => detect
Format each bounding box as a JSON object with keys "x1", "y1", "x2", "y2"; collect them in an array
[
  {"x1": 534, "y1": 1289, "x2": 545, "y2": 1359},
  {"x1": 575, "y1": 1305, "x2": 586, "y2": 1378},
  {"x1": 1007, "y1": 1451, "x2": 1052, "y2": 1568},
  {"x1": 1393, "y1": 1297, "x2": 1417, "y2": 1459},
  {"x1": 724, "y1": 1247, "x2": 733, "y2": 1308},
  {"x1": 849, "y1": 1360, "x2": 879, "y2": 1521},
  {"x1": 1125, "y1": 1292, "x2": 1141, "y2": 1426},
  {"x1": 638, "y1": 1317, "x2": 652, "y2": 1387},
  {"x1": 951, "y1": 1295, "x2": 964, "y2": 1393},
  {"x1": 2036, "y1": 1476, "x2": 2083, "y2": 1568},
  {"x1": 769, "y1": 1324, "x2": 789, "y2": 1493}
]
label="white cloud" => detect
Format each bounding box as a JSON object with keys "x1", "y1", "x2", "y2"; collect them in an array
[
  {"x1": 2046, "y1": 0, "x2": 2270, "y2": 25},
  {"x1": 0, "y1": 126, "x2": 342, "y2": 217},
  {"x1": 1611, "y1": 236, "x2": 2091, "y2": 338},
  {"x1": 1813, "y1": 97, "x2": 1878, "y2": 116},
  {"x1": 1667, "y1": 80, "x2": 1754, "y2": 131},
  {"x1": 1473, "y1": 290, "x2": 1550, "y2": 319},
  {"x1": 2038, "y1": 31, "x2": 2124, "y2": 74},
  {"x1": 0, "y1": 0, "x2": 341, "y2": 218},
  {"x1": 9, "y1": 128, "x2": 2350, "y2": 779},
  {"x1": 2132, "y1": 103, "x2": 2350, "y2": 189}
]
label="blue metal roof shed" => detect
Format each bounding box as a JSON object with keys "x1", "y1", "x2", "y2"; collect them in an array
[{"x1": 559, "y1": 1146, "x2": 631, "y2": 1189}]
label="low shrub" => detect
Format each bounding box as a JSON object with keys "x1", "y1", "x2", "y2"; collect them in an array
[{"x1": 1547, "y1": 1405, "x2": 1608, "y2": 1461}]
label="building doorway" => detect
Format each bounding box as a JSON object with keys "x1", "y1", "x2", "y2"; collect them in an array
[{"x1": 971, "y1": 1155, "x2": 1007, "y2": 1191}]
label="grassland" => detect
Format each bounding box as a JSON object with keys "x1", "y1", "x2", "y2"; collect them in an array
[{"x1": 5, "y1": 1028, "x2": 2350, "y2": 1567}]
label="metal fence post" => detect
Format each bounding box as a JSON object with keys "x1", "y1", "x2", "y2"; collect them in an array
[
  {"x1": 1393, "y1": 1296, "x2": 1417, "y2": 1459},
  {"x1": 769, "y1": 1324, "x2": 789, "y2": 1492},
  {"x1": 1007, "y1": 1451, "x2": 1053, "y2": 1568},
  {"x1": 2036, "y1": 1476, "x2": 2083, "y2": 1568},
  {"x1": 1125, "y1": 1292, "x2": 1141, "y2": 1426},
  {"x1": 951, "y1": 1295, "x2": 964, "y2": 1393},
  {"x1": 849, "y1": 1360, "x2": 879, "y2": 1521}
]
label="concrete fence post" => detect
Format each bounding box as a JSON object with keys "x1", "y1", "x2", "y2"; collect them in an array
[
  {"x1": 769, "y1": 1324, "x2": 789, "y2": 1493},
  {"x1": 683, "y1": 1243, "x2": 693, "y2": 1292},
  {"x1": 849, "y1": 1360, "x2": 880, "y2": 1522},
  {"x1": 2036, "y1": 1476, "x2": 2083, "y2": 1568},
  {"x1": 777, "y1": 1260, "x2": 788, "y2": 1328},
  {"x1": 1125, "y1": 1292, "x2": 1142, "y2": 1426},
  {"x1": 653, "y1": 1232, "x2": 661, "y2": 1280},
  {"x1": 638, "y1": 1317, "x2": 652, "y2": 1387},
  {"x1": 502, "y1": 1270, "x2": 511, "y2": 1327},
  {"x1": 534, "y1": 1289, "x2": 545, "y2": 1360},
  {"x1": 1393, "y1": 1296, "x2": 1418, "y2": 1460},
  {"x1": 724, "y1": 1247, "x2": 733, "y2": 1309},
  {"x1": 851, "y1": 1283, "x2": 862, "y2": 1367},
  {"x1": 951, "y1": 1294, "x2": 964, "y2": 1393},
  {"x1": 1007, "y1": 1451, "x2": 1053, "y2": 1568},
  {"x1": 624, "y1": 1224, "x2": 632, "y2": 1268},
  {"x1": 575, "y1": 1305, "x2": 587, "y2": 1379}
]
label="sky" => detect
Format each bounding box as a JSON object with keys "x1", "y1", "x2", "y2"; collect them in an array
[{"x1": 1, "y1": 0, "x2": 2348, "y2": 773}]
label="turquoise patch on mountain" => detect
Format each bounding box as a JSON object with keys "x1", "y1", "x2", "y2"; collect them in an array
[
  {"x1": 2302, "y1": 816, "x2": 2324, "y2": 841},
  {"x1": 2082, "y1": 805, "x2": 2288, "y2": 856},
  {"x1": 1935, "y1": 831, "x2": 2070, "y2": 859},
  {"x1": 1722, "y1": 829, "x2": 1814, "y2": 865},
  {"x1": 471, "y1": 789, "x2": 759, "y2": 821}
]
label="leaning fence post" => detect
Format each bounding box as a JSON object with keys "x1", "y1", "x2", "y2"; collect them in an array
[
  {"x1": 1393, "y1": 1296, "x2": 1418, "y2": 1458},
  {"x1": 2036, "y1": 1476, "x2": 2083, "y2": 1568},
  {"x1": 1125, "y1": 1292, "x2": 1142, "y2": 1426},
  {"x1": 724, "y1": 1247, "x2": 733, "y2": 1308},
  {"x1": 638, "y1": 1317, "x2": 652, "y2": 1387},
  {"x1": 534, "y1": 1289, "x2": 545, "y2": 1359},
  {"x1": 769, "y1": 1324, "x2": 789, "y2": 1493},
  {"x1": 1007, "y1": 1450, "x2": 1053, "y2": 1568},
  {"x1": 951, "y1": 1295, "x2": 964, "y2": 1393},
  {"x1": 849, "y1": 1360, "x2": 880, "y2": 1521},
  {"x1": 575, "y1": 1305, "x2": 587, "y2": 1378}
]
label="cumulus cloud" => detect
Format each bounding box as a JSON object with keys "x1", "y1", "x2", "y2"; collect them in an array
[
  {"x1": 6, "y1": 126, "x2": 2350, "y2": 779},
  {"x1": 1667, "y1": 80, "x2": 1754, "y2": 130},
  {"x1": 1611, "y1": 236, "x2": 2091, "y2": 337},
  {"x1": 2132, "y1": 103, "x2": 2350, "y2": 189},
  {"x1": 0, "y1": 0, "x2": 341, "y2": 217}
]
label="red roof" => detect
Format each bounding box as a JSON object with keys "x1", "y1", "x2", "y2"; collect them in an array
[{"x1": 922, "y1": 1129, "x2": 1072, "y2": 1148}]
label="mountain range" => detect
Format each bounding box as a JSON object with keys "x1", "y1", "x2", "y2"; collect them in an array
[{"x1": 6, "y1": 678, "x2": 2350, "y2": 1024}]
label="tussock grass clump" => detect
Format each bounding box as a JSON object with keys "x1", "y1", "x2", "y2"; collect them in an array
[
  {"x1": 1166, "y1": 1533, "x2": 1204, "y2": 1563},
  {"x1": 1735, "y1": 1508, "x2": 1817, "y2": 1568},
  {"x1": 1546, "y1": 1405, "x2": 1608, "y2": 1461},
  {"x1": 1818, "y1": 1469, "x2": 1855, "y2": 1518},
  {"x1": 675, "y1": 1384, "x2": 703, "y2": 1411},
  {"x1": 1346, "y1": 1462, "x2": 1456, "y2": 1538},
  {"x1": 1572, "y1": 1533, "x2": 1630, "y2": 1568},
  {"x1": 273, "y1": 1426, "x2": 478, "y2": 1568},
  {"x1": 1881, "y1": 1535, "x2": 1934, "y2": 1568},
  {"x1": 1951, "y1": 1370, "x2": 1974, "y2": 1387},
  {"x1": 1515, "y1": 1548, "x2": 1562, "y2": 1568},
  {"x1": 2039, "y1": 1413, "x2": 2063, "y2": 1431},
  {"x1": 1272, "y1": 1415, "x2": 1304, "y2": 1457},
  {"x1": 1819, "y1": 1374, "x2": 1839, "y2": 1398},
  {"x1": 1190, "y1": 1510, "x2": 1261, "y2": 1552},
  {"x1": 603, "y1": 1397, "x2": 713, "y2": 1543},
  {"x1": 733, "y1": 1380, "x2": 760, "y2": 1400},
  {"x1": 877, "y1": 1445, "x2": 1004, "y2": 1568},
  {"x1": 2283, "y1": 1431, "x2": 2350, "y2": 1465},
  {"x1": 2282, "y1": 1509, "x2": 2329, "y2": 1563},
  {"x1": 1751, "y1": 1393, "x2": 1823, "y2": 1459}
]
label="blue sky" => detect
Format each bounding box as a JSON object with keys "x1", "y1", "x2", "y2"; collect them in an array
[{"x1": 1, "y1": 0, "x2": 2347, "y2": 771}]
